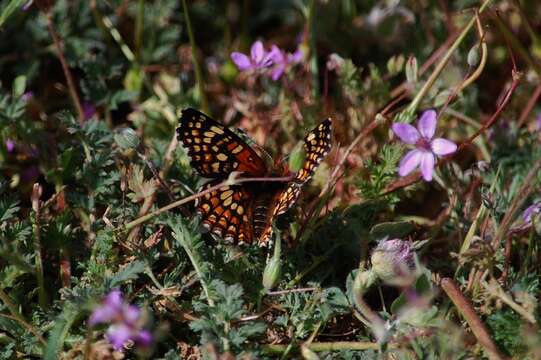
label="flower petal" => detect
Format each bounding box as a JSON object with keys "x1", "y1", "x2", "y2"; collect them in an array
[
  {"x1": 398, "y1": 149, "x2": 422, "y2": 176},
  {"x1": 431, "y1": 138, "x2": 457, "y2": 156},
  {"x1": 123, "y1": 305, "x2": 141, "y2": 325},
  {"x1": 136, "y1": 330, "x2": 153, "y2": 346},
  {"x1": 251, "y1": 41, "x2": 265, "y2": 64},
  {"x1": 523, "y1": 202, "x2": 541, "y2": 223},
  {"x1": 106, "y1": 324, "x2": 132, "y2": 350},
  {"x1": 270, "y1": 65, "x2": 285, "y2": 80},
  {"x1": 230, "y1": 52, "x2": 251, "y2": 70},
  {"x1": 417, "y1": 110, "x2": 437, "y2": 139},
  {"x1": 420, "y1": 152, "x2": 435, "y2": 181},
  {"x1": 392, "y1": 123, "x2": 420, "y2": 144},
  {"x1": 288, "y1": 48, "x2": 304, "y2": 64}
]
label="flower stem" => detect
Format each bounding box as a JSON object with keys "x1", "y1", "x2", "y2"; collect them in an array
[
  {"x1": 406, "y1": 0, "x2": 493, "y2": 114},
  {"x1": 182, "y1": 0, "x2": 209, "y2": 113},
  {"x1": 307, "y1": 0, "x2": 319, "y2": 101},
  {"x1": 31, "y1": 183, "x2": 47, "y2": 309}
]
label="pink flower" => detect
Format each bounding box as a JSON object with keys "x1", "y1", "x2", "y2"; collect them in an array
[
  {"x1": 392, "y1": 110, "x2": 457, "y2": 181},
  {"x1": 89, "y1": 289, "x2": 152, "y2": 351},
  {"x1": 5, "y1": 139, "x2": 15, "y2": 153},
  {"x1": 230, "y1": 41, "x2": 276, "y2": 72},
  {"x1": 523, "y1": 202, "x2": 541, "y2": 223},
  {"x1": 268, "y1": 46, "x2": 304, "y2": 80}
]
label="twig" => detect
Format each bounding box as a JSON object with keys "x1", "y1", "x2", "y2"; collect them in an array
[
  {"x1": 266, "y1": 287, "x2": 318, "y2": 296},
  {"x1": 482, "y1": 279, "x2": 537, "y2": 325},
  {"x1": 491, "y1": 155, "x2": 541, "y2": 250},
  {"x1": 406, "y1": 0, "x2": 493, "y2": 114},
  {"x1": 440, "y1": 278, "x2": 507, "y2": 360},
  {"x1": 263, "y1": 341, "x2": 392, "y2": 354},
  {"x1": 117, "y1": 175, "x2": 294, "y2": 233},
  {"x1": 517, "y1": 81, "x2": 541, "y2": 128},
  {"x1": 45, "y1": 12, "x2": 85, "y2": 123},
  {"x1": 31, "y1": 183, "x2": 47, "y2": 309}
]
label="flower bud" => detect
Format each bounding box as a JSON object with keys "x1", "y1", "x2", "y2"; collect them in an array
[
  {"x1": 371, "y1": 239, "x2": 416, "y2": 287},
  {"x1": 114, "y1": 128, "x2": 140, "y2": 150},
  {"x1": 405, "y1": 56, "x2": 418, "y2": 83},
  {"x1": 467, "y1": 44, "x2": 480, "y2": 67},
  {"x1": 353, "y1": 269, "x2": 376, "y2": 297},
  {"x1": 263, "y1": 234, "x2": 282, "y2": 290}
]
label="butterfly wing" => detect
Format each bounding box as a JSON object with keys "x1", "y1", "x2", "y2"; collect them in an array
[
  {"x1": 195, "y1": 180, "x2": 255, "y2": 244},
  {"x1": 295, "y1": 118, "x2": 333, "y2": 184},
  {"x1": 259, "y1": 119, "x2": 333, "y2": 243},
  {"x1": 177, "y1": 108, "x2": 267, "y2": 178},
  {"x1": 271, "y1": 118, "x2": 333, "y2": 217}
]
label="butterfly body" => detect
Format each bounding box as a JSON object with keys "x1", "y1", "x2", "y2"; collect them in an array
[{"x1": 177, "y1": 108, "x2": 332, "y2": 245}]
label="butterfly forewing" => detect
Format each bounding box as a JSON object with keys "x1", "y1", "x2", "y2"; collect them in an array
[
  {"x1": 295, "y1": 119, "x2": 333, "y2": 184},
  {"x1": 195, "y1": 180, "x2": 255, "y2": 244},
  {"x1": 177, "y1": 108, "x2": 267, "y2": 178}
]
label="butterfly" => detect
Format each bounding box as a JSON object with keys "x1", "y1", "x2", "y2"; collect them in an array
[{"x1": 176, "y1": 108, "x2": 332, "y2": 246}]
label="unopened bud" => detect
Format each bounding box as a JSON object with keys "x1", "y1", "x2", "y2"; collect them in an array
[
  {"x1": 114, "y1": 128, "x2": 140, "y2": 150},
  {"x1": 467, "y1": 44, "x2": 480, "y2": 67},
  {"x1": 263, "y1": 234, "x2": 282, "y2": 290},
  {"x1": 405, "y1": 56, "x2": 418, "y2": 83},
  {"x1": 371, "y1": 239, "x2": 416, "y2": 287},
  {"x1": 353, "y1": 269, "x2": 376, "y2": 297}
]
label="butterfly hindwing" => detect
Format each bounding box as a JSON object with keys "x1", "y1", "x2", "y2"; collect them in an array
[
  {"x1": 195, "y1": 180, "x2": 255, "y2": 244},
  {"x1": 295, "y1": 119, "x2": 333, "y2": 183},
  {"x1": 177, "y1": 108, "x2": 267, "y2": 178}
]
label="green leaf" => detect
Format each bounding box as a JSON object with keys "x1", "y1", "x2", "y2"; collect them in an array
[
  {"x1": 43, "y1": 306, "x2": 77, "y2": 360},
  {"x1": 0, "y1": 0, "x2": 26, "y2": 28},
  {"x1": 12, "y1": 75, "x2": 26, "y2": 98},
  {"x1": 370, "y1": 221, "x2": 414, "y2": 240},
  {"x1": 108, "y1": 260, "x2": 146, "y2": 288}
]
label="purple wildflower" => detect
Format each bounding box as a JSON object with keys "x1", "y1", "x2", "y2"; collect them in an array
[
  {"x1": 22, "y1": 91, "x2": 33, "y2": 102},
  {"x1": 536, "y1": 114, "x2": 541, "y2": 131},
  {"x1": 268, "y1": 46, "x2": 304, "y2": 80},
  {"x1": 392, "y1": 110, "x2": 457, "y2": 181},
  {"x1": 231, "y1": 41, "x2": 276, "y2": 72},
  {"x1": 523, "y1": 202, "x2": 541, "y2": 224},
  {"x1": 83, "y1": 102, "x2": 96, "y2": 120},
  {"x1": 89, "y1": 289, "x2": 152, "y2": 351},
  {"x1": 5, "y1": 139, "x2": 15, "y2": 153},
  {"x1": 371, "y1": 239, "x2": 416, "y2": 286}
]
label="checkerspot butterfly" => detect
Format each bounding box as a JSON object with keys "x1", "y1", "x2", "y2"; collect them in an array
[{"x1": 177, "y1": 108, "x2": 332, "y2": 245}]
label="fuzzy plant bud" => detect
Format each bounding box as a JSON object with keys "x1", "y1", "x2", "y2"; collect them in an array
[
  {"x1": 353, "y1": 268, "x2": 377, "y2": 297},
  {"x1": 263, "y1": 233, "x2": 282, "y2": 290},
  {"x1": 405, "y1": 56, "x2": 418, "y2": 83},
  {"x1": 467, "y1": 44, "x2": 480, "y2": 67},
  {"x1": 371, "y1": 239, "x2": 416, "y2": 287},
  {"x1": 114, "y1": 128, "x2": 140, "y2": 150}
]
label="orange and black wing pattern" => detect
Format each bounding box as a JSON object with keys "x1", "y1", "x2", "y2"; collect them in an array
[
  {"x1": 195, "y1": 180, "x2": 255, "y2": 244},
  {"x1": 259, "y1": 119, "x2": 333, "y2": 244},
  {"x1": 295, "y1": 119, "x2": 333, "y2": 184},
  {"x1": 177, "y1": 108, "x2": 267, "y2": 178}
]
